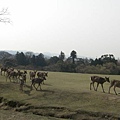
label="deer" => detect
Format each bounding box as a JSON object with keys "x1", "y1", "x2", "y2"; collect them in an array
[
  {"x1": 6, "y1": 68, "x2": 16, "y2": 82},
  {"x1": 0, "y1": 67, "x2": 8, "y2": 76},
  {"x1": 37, "y1": 71, "x2": 48, "y2": 84},
  {"x1": 90, "y1": 76, "x2": 110, "y2": 93},
  {"x1": 17, "y1": 69, "x2": 27, "y2": 79},
  {"x1": 108, "y1": 80, "x2": 120, "y2": 95},
  {"x1": 29, "y1": 70, "x2": 37, "y2": 80},
  {"x1": 37, "y1": 72, "x2": 48, "y2": 78},
  {"x1": 31, "y1": 76, "x2": 46, "y2": 91},
  {"x1": 19, "y1": 74, "x2": 27, "y2": 91}
]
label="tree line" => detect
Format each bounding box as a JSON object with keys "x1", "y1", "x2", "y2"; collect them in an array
[{"x1": 1, "y1": 50, "x2": 120, "y2": 75}]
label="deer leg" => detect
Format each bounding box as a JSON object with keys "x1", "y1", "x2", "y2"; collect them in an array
[
  {"x1": 31, "y1": 84, "x2": 33, "y2": 90},
  {"x1": 40, "y1": 84, "x2": 42, "y2": 90},
  {"x1": 9, "y1": 76, "x2": 11, "y2": 82},
  {"x1": 6, "y1": 76, "x2": 8, "y2": 82},
  {"x1": 32, "y1": 83, "x2": 37, "y2": 90},
  {"x1": 42, "y1": 80, "x2": 44, "y2": 84},
  {"x1": 36, "y1": 84, "x2": 40, "y2": 90},
  {"x1": 108, "y1": 86, "x2": 111, "y2": 94},
  {"x1": 37, "y1": 83, "x2": 42, "y2": 90},
  {"x1": 108, "y1": 82, "x2": 114, "y2": 94},
  {"x1": 108, "y1": 85, "x2": 113, "y2": 94},
  {"x1": 101, "y1": 84, "x2": 105, "y2": 93},
  {"x1": 113, "y1": 86, "x2": 117, "y2": 95},
  {"x1": 33, "y1": 84, "x2": 38, "y2": 90},
  {"x1": 90, "y1": 82, "x2": 92, "y2": 90},
  {"x1": 93, "y1": 82, "x2": 96, "y2": 91},
  {"x1": 96, "y1": 83, "x2": 99, "y2": 91}
]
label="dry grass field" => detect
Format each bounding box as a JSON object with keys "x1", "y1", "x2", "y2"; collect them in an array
[{"x1": 0, "y1": 71, "x2": 120, "y2": 120}]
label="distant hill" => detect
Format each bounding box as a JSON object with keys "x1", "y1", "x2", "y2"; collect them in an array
[
  {"x1": 4, "y1": 50, "x2": 27, "y2": 55},
  {"x1": 0, "y1": 50, "x2": 89, "y2": 59},
  {"x1": 0, "y1": 51, "x2": 14, "y2": 60},
  {"x1": 4, "y1": 50, "x2": 59, "y2": 58}
]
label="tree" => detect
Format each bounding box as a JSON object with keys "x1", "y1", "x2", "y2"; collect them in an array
[
  {"x1": 35, "y1": 53, "x2": 46, "y2": 67},
  {"x1": 100, "y1": 54, "x2": 117, "y2": 65},
  {"x1": 48, "y1": 56, "x2": 60, "y2": 65},
  {"x1": 4, "y1": 58, "x2": 16, "y2": 67},
  {"x1": 25, "y1": 51, "x2": 34, "y2": 58},
  {"x1": 70, "y1": 50, "x2": 77, "y2": 64},
  {"x1": 91, "y1": 54, "x2": 117, "y2": 66},
  {"x1": 15, "y1": 52, "x2": 27, "y2": 65},
  {"x1": 0, "y1": 8, "x2": 11, "y2": 23},
  {"x1": 30, "y1": 55, "x2": 36, "y2": 66},
  {"x1": 59, "y1": 51, "x2": 65, "y2": 61},
  {"x1": 25, "y1": 51, "x2": 34, "y2": 65}
]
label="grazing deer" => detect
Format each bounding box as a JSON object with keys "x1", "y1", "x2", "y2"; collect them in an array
[
  {"x1": 31, "y1": 76, "x2": 46, "y2": 91},
  {"x1": 108, "y1": 80, "x2": 120, "y2": 95},
  {"x1": 90, "y1": 76, "x2": 110, "y2": 93}
]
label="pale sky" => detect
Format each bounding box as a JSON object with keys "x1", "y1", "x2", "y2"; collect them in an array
[{"x1": 0, "y1": 0, "x2": 120, "y2": 58}]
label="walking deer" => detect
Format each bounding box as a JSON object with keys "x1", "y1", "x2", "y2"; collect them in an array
[
  {"x1": 6, "y1": 69, "x2": 18, "y2": 82},
  {"x1": 108, "y1": 80, "x2": 120, "y2": 95},
  {"x1": 37, "y1": 71, "x2": 48, "y2": 84},
  {"x1": 90, "y1": 76, "x2": 110, "y2": 93},
  {"x1": 31, "y1": 76, "x2": 46, "y2": 91},
  {"x1": 0, "y1": 67, "x2": 8, "y2": 75},
  {"x1": 17, "y1": 70, "x2": 27, "y2": 79}
]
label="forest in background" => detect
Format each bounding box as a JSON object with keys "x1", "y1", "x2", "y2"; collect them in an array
[{"x1": 0, "y1": 50, "x2": 120, "y2": 75}]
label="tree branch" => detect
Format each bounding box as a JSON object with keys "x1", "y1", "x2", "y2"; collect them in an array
[
  {"x1": 0, "y1": 8, "x2": 11, "y2": 23},
  {"x1": 0, "y1": 8, "x2": 9, "y2": 15}
]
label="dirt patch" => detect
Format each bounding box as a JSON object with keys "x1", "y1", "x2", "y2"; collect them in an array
[{"x1": 0, "y1": 97, "x2": 119, "y2": 120}]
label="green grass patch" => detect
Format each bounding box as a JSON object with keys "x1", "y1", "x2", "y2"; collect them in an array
[{"x1": 0, "y1": 72, "x2": 120, "y2": 119}]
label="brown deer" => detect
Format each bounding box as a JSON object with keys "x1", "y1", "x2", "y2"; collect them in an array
[
  {"x1": 1, "y1": 67, "x2": 8, "y2": 75},
  {"x1": 6, "y1": 68, "x2": 16, "y2": 82},
  {"x1": 37, "y1": 71, "x2": 48, "y2": 84},
  {"x1": 90, "y1": 76, "x2": 110, "y2": 93},
  {"x1": 17, "y1": 70, "x2": 27, "y2": 79},
  {"x1": 108, "y1": 80, "x2": 120, "y2": 95},
  {"x1": 31, "y1": 76, "x2": 46, "y2": 91},
  {"x1": 29, "y1": 70, "x2": 37, "y2": 80}
]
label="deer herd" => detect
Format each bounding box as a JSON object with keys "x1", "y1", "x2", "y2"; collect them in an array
[
  {"x1": 0, "y1": 67, "x2": 48, "y2": 91},
  {"x1": 90, "y1": 75, "x2": 120, "y2": 95},
  {"x1": 0, "y1": 67, "x2": 120, "y2": 95}
]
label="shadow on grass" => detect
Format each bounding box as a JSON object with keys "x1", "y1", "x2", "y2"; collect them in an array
[
  {"x1": 42, "y1": 83, "x2": 52, "y2": 86},
  {"x1": 0, "y1": 83, "x2": 13, "y2": 89},
  {"x1": 23, "y1": 90, "x2": 31, "y2": 96},
  {"x1": 22, "y1": 84, "x2": 54, "y2": 96},
  {"x1": 37, "y1": 89, "x2": 54, "y2": 93},
  {"x1": 25, "y1": 84, "x2": 31, "y2": 89}
]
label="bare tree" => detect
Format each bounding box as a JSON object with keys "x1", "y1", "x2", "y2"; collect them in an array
[{"x1": 0, "y1": 8, "x2": 11, "y2": 23}]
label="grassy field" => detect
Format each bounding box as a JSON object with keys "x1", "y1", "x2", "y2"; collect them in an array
[{"x1": 0, "y1": 71, "x2": 120, "y2": 120}]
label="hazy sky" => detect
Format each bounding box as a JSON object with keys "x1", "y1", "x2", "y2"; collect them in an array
[{"x1": 0, "y1": 0, "x2": 120, "y2": 58}]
